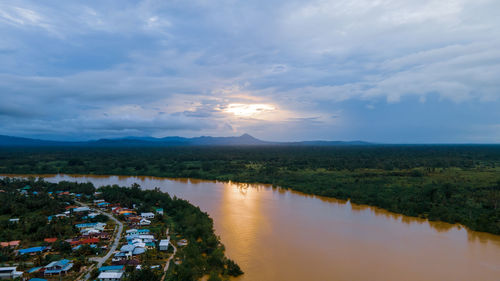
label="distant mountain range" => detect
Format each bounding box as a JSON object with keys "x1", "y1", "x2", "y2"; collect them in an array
[{"x1": 0, "y1": 134, "x2": 372, "y2": 147}]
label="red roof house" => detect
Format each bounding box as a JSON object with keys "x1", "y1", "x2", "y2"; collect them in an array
[{"x1": 44, "y1": 238, "x2": 58, "y2": 243}]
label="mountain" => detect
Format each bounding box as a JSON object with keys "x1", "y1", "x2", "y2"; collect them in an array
[
  {"x1": 0, "y1": 135, "x2": 76, "y2": 146},
  {"x1": 0, "y1": 134, "x2": 371, "y2": 147}
]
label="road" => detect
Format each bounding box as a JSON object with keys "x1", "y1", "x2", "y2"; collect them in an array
[
  {"x1": 161, "y1": 229, "x2": 177, "y2": 281},
  {"x1": 77, "y1": 202, "x2": 124, "y2": 281}
]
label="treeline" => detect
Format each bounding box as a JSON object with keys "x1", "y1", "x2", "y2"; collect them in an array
[
  {"x1": 0, "y1": 178, "x2": 89, "y2": 242},
  {"x1": 0, "y1": 146, "x2": 499, "y2": 234}
]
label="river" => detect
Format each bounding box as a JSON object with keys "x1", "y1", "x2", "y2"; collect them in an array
[{"x1": 6, "y1": 174, "x2": 500, "y2": 281}]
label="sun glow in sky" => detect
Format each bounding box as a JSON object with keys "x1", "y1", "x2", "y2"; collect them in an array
[
  {"x1": 0, "y1": 0, "x2": 499, "y2": 142},
  {"x1": 224, "y1": 104, "x2": 276, "y2": 117}
]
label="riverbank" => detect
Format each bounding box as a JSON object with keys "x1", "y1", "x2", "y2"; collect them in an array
[
  {"x1": 0, "y1": 146, "x2": 498, "y2": 235},
  {"x1": 0, "y1": 177, "x2": 243, "y2": 281},
  {"x1": 16, "y1": 173, "x2": 500, "y2": 281}
]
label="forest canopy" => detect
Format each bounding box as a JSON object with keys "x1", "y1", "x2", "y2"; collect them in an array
[{"x1": 0, "y1": 145, "x2": 499, "y2": 234}]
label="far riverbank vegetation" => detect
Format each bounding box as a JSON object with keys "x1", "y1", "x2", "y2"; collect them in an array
[{"x1": 0, "y1": 145, "x2": 499, "y2": 235}]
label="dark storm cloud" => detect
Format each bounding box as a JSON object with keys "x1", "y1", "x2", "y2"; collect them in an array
[{"x1": 0, "y1": 0, "x2": 499, "y2": 142}]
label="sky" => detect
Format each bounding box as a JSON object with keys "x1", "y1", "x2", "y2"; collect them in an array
[{"x1": 0, "y1": 0, "x2": 499, "y2": 143}]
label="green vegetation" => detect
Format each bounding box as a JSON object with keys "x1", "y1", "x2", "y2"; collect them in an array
[
  {"x1": 0, "y1": 179, "x2": 91, "y2": 242},
  {"x1": 0, "y1": 145, "x2": 499, "y2": 235},
  {"x1": 99, "y1": 183, "x2": 242, "y2": 280},
  {"x1": 0, "y1": 178, "x2": 100, "y2": 279},
  {"x1": 0, "y1": 177, "x2": 242, "y2": 280}
]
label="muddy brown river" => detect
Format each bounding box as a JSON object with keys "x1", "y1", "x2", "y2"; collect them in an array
[{"x1": 7, "y1": 174, "x2": 500, "y2": 281}]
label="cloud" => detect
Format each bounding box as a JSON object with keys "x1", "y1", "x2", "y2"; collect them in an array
[{"x1": 0, "y1": 0, "x2": 499, "y2": 142}]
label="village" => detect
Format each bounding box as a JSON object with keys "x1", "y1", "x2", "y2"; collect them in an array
[{"x1": 0, "y1": 184, "x2": 188, "y2": 281}]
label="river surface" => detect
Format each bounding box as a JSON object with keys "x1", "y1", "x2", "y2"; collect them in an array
[{"x1": 6, "y1": 174, "x2": 500, "y2": 281}]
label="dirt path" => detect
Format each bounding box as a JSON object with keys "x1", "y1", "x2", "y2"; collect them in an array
[{"x1": 161, "y1": 229, "x2": 177, "y2": 281}]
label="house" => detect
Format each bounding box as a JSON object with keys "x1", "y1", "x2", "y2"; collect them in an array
[
  {"x1": 125, "y1": 229, "x2": 149, "y2": 236},
  {"x1": 111, "y1": 259, "x2": 140, "y2": 266},
  {"x1": 117, "y1": 244, "x2": 146, "y2": 257},
  {"x1": 136, "y1": 264, "x2": 160, "y2": 270},
  {"x1": 87, "y1": 212, "x2": 100, "y2": 218},
  {"x1": 70, "y1": 238, "x2": 99, "y2": 246},
  {"x1": 126, "y1": 216, "x2": 141, "y2": 224},
  {"x1": 155, "y1": 208, "x2": 164, "y2": 215},
  {"x1": 177, "y1": 239, "x2": 188, "y2": 246},
  {"x1": 72, "y1": 244, "x2": 97, "y2": 251},
  {"x1": 81, "y1": 228, "x2": 102, "y2": 236},
  {"x1": 126, "y1": 234, "x2": 155, "y2": 249},
  {"x1": 97, "y1": 271, "x2": 124, "y2": 281},
  {"x1": 97, "y1": 202, "x2": 110, "y2": 208},
  {"x1": 9, "y1": 218, "x2": 19, "y2": 223},
  {"x1": 0, "y1": 267, "x2": 23, "y2": 279},
  {"x1": 80, "y1": 238, "x2": 100, "y2": 245},
  {"x1": 44, "y1": 259, "x2": 73, "y2": 276},
  {"x1": 18, "y1": 246, "x2": 47, "y2": 255},
  {"x1": 139, "y1": 218, "x2": 151, "y2": 226},
  {"x1": 159, "y1": 239, "x2": 170, "y2": 251},
  {"x1": 126, "y1": 234, "x2": 154, "y2": 242},
  {"x1": 141, "y1": 212, "x2": 155, "y2": 219},
  {"x1": 0, "y1": 240, "x2": 20, "y2": 248},
  {"x1": 28, "y1": 278, "x2": 47, "y2": 281},
  {"x1": 73, "y1": 206, "x2": 90, "y2": 213},
  {"x1": 44, "y1": 237, "x2": 57, "y2": 243},
  {"x1": 94, "y1": 199, "x2": 105, "y2": 204},
  {"x1": 27, "y1": 266, "x2": 43, "y2": 274},
  {"x1": 99, "y1": 265, "x2": 125, "y2": 272},
  {"x1": 83, "y1": 232, "x2": 110, "y2": 240},
  {"x1": 76, "y1": 222, "x2": 106, "y2": 230},
  {"x1": 126, "y1": 229, "x2": 138, "y2": 235}
]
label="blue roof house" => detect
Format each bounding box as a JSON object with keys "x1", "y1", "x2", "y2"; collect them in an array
[
  {"x1": 44, "y1": 259, "x2": 73, "y2": 276},
  {"x1": 18, "y1": 246, "x2": 46, "y2": 255},
  {"x1": 99, "y1": 265, "x2": 125, "y2": 272}
]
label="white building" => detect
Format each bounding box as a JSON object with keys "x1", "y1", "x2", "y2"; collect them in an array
[
  {"x1": 98, "y1": 271, "x2": 124, "y2": 281},
  {"x1": 126, "y1": 229, "x2": 138, "y2": 235},
  {"x1": 141, "y1": 212, "x2": 155, "y2": 219},
  {"x1": 159, "y1": 239, "x2": 170, "y2": 251},
  {"x1": 0, "y1": 267, "x2": 23, "y2": 280},
  {"x1": 88, "y1": 212, "x2": 100, "y2": 218},
  {"x1": 73, "y1": 206, "x2": 91, "y2": 213},
  {"x1": 139, "y1": 218, "x2": 151, "y2": 226}
]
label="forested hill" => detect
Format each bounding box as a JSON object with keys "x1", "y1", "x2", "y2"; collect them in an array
[
  {"x1": 0, "y1": 145, "x2": 499, "y2": 235},
  {"x1": 0, "y1": 134, "x2": 371, "y2": 147}
]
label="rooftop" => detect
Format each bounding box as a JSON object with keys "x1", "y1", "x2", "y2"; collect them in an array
[
  {"x1": 18, "y1": 246, "x2": 46, "y2": 254},
  {"x1": 97, "y1": 271, "x2": 124, "y2": 279},
  {"x1": 99, "y1": 265, "x2": 125, "y2": 272}
]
